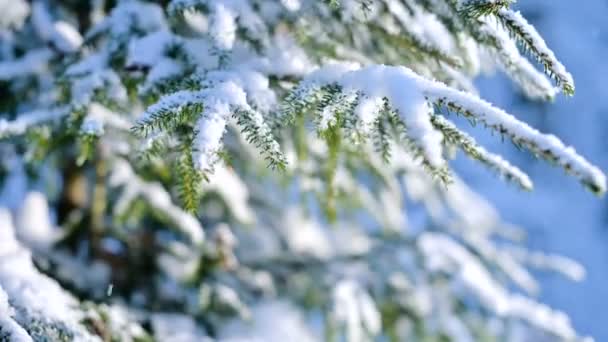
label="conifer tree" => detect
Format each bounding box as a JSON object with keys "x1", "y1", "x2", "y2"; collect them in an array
[{"x1": 0, "y1": 0, "x2": 603, "y2": 341}]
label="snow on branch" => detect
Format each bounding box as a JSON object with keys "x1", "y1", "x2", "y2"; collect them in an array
[
  {"x1": 295, "y1": 64, "x2": 446, "y2": 168},
  {"x1": 331, "y1": 279, "x2": 381, "y2": 342},
  {"x1": 0, "y1": 209, "x2": 97, "y2": 341},
  {"x1": 480, "y1": 17, "x2": 558, "y2": 100},
  {"x1": 495, "y1": 9, "x2": 575, "y2": 95},
  {"x1": 191, "y1": 99, "x2": 229, "y2": 172},
  {"x1": 0, "y1": 286, "x2": 32, "y2": 342},
  {"x1": 168, "y1": 0, "x2": 267, "y2": 48},
  {"x1": 423, "y1": 80, "x2": 606, "y2": 194},
  {"x1": 418, "y1": 232, "x2": 586, "y2": 341},
  {"x1": 0, "y1": 108, "x2": 68, "y2": 139},
  {"x1": 0, "y1": 49, "x2": 52, "y2": 81},
  {"x1": 290, "y1": 63, "x2": 605, "y2": 194},
  {"x1": 85, "y1": 0, "x2": 167, "y2": 42},
  {"x1": 437, "y1": 0, "x2": 573, "y2": 98},
  {"x1": 0, "y1": 0, "x2": 29, "y2": 29},
  {"x1": 508, "y1": 246, "x2": 586, "y2": 282},
  {"x1": 31, "y1": 2, "x2": 82, "y2": 54},
  {"x1": 136, "y1": 79, "x2": 284, "y2": 174}
]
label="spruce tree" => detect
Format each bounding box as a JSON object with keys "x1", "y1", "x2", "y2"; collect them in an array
[{"x1": 0, "y1": 0, "x2": 603, "y2": 341}]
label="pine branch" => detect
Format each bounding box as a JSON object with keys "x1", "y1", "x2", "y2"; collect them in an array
[
  {"x1": 168, "y1": 0, "x2": 211, "y2": 16},
  {"x1": 495, "y1": 9, "x2": 575, "y2": 95},
  {"x1": 368, "y1": 24, "x2": 462, "y2": 69},
  {"x1": 431, "y1": 114, "x2": 533, "y2": 190},
  {"x1": 386, "y1": 108, "x2": 452, "y2": 185},
  {"x1": 435, "y1": 98, "x2": 604, "y2": 194},
  {"x1": 109, "y1": 158, "x2": 205, "y2": 244},
  {"x1": 177, "y1": 137, "x2": 204, "y2": 213},
  {"x1": 313, "y1": 85, "x2": 360, "y2": 135},
  {"x1": 76, "y1": 133, "x2": 99, "y2": 166},
  {"x1": 459, "y1": 0, "x2": 514, "y2": 18},
  {"x1": 0, "y1": 108, "x2": 68, "y2": 139},
  {"x1": 322, "y1": 124, "x2": 341, "y2": 222},
  {"x1": 132, "y1": 91, "x2": 205, "y2": 137},
  {"x1": 279, "y1": 85, "x2": 332, "y2": 128},
  {"x1": 233, "y1": 109, "x2": 287, "y2": 171},
  {"x1": 372, "y1": 116, "x2": 392, "y2": 164}
]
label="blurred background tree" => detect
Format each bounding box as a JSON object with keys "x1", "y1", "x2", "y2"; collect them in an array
[{"x1": 0, "y1": 0, "x2": 604, "y2": 341}]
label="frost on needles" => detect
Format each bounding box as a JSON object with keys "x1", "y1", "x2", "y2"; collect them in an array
[{"x1": 0, "y1": 0, "x2": 605, "y2": 341}]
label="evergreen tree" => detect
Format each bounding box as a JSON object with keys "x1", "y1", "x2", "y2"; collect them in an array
[{"x1": 0, "y1": 0, "x2": 603, "y2": 341}]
